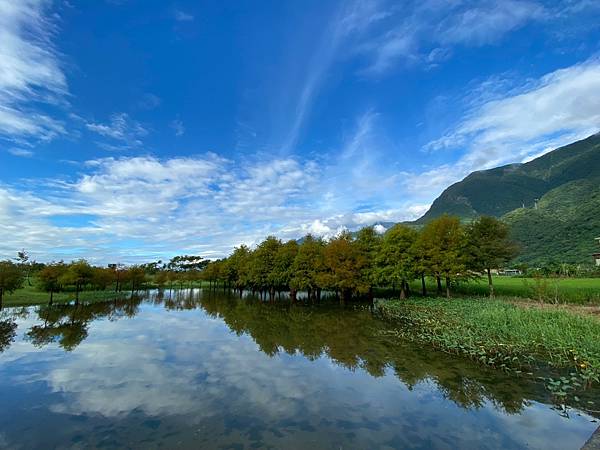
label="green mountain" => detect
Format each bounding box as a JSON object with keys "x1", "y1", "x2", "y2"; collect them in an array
[{"x1": 415, "y1": 134, "x2": 600, "y2": 265}]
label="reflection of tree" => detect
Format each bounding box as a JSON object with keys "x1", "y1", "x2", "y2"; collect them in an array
[
  {"x1": 26, "y1": 296, "x2": 143, "y2": 351},
  {"x1": 195, "y1": 293, "x2": 546, "y2": 415},
  {"x1": 0, "y1": 319, "x2": 17, "y2": 352}
]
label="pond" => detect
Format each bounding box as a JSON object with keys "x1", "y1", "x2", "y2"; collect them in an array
[{"x1": 0, "y1": 289, "x2": 598, "y2": 449}]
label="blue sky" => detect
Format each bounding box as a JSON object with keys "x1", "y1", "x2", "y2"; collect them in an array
[{"x1": 1, "y1": 0, "x2": 599, "y2": 263}]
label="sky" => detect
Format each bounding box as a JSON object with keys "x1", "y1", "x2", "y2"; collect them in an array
[{"x1": 0, "y1": 0, "x2": 599, "y2": 264}]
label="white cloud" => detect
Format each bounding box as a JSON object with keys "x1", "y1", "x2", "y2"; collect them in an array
[
  {"x1": 0, "y1": 115, "x2": 427, "y2": 263},
  {"x1": 0, "y1": 0, "x2": 67, "y2": 143},
  {"x1": 407, "y1": 58, "x2": 600, "y2": 197},
  {"x1": 7, "y1": 147, "x2": 34, "y2": 157}
]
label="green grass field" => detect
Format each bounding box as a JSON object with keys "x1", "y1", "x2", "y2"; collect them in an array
[
  {"x1": 408, "y1": 276, "x2": 600, "y2": 304},
  {"x1": 2, "y1": 282, "x2": 128, "y2": 306}
]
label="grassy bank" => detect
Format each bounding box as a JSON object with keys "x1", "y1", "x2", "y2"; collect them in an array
[
  {"x1": 377, "y1": 298, "x2": 600, "y2": 406},
  {"x1": 2, "y1": 281, "x2": 215, "y2": 307},
  {"x1": 2, "y1": 283, "x2": 130, "y2": 306},
  {"x1": 403, "y1": 276, "x2": 600, "y2": 304}
]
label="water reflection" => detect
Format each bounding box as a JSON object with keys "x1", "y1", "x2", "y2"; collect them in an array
[
  {"x1": 25, "y1": 296, "x2": 144, "y2": 351},
  {"x1": 0, "y1": 290, "x2": 597, "y2": 449}
]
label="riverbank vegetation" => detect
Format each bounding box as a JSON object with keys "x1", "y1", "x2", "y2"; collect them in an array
[{"x1": 377, "y1": 297, "x2": 600, "y2": 410}]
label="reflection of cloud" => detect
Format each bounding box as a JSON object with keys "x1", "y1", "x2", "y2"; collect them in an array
[{"x1": 0, "y1": 302, "x2": 597, "y2": 449}]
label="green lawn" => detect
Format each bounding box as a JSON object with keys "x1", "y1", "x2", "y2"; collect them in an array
[
  {"x1": 3, "y1": 283, "x2": 127, "y2": 306},
  {"x1": 408, "y1": 276, "x2": 600, "y2": 304}
]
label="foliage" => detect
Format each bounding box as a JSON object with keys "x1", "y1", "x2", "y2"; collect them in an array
[
  {"x1": 289, "y1": 235, "x2": 325, "y2": 296},
  {"x1": 37, "y1": 262, "x2": 67, "y2": 303},
  {"x1": 378, "y1": 297, "x2": 600, "y2": 406},
  {"x1": 466, "y1": 216, "x2": 519, "y2": 296},
  {"x1": 0, "y1": 260, "x2": 25, "y2": 307},
  {"x1": 376, "y1": 224, "x2": 417, "y2": 297}
]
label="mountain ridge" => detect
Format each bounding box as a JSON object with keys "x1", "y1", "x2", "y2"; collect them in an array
[{"x1": 414, "y1": 133, "x2": 600, "y2": 265}]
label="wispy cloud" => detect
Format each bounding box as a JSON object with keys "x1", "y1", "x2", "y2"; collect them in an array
[
  {"x1": 276, "y1": 0, "x2": 388, "y2": 153},
  {"x1": 86, "y1": 113, "x2": 148, "y2": 150},
  {"x1": 0, "y1": 0, "x2": 68, "y2": 144},
  {"x1": 7, "y1": 148, "x2": 34, "y2": 158},
  {"x1": 173, "y1": 9, "x2": 194, "y2": 22},
  {"x1": 359, "y1": 0, "x2": 544, "y2": 76},
  {"x1": 170, "y1": 119, "x2": 185, "y2": 137},
  {"x1": 138, "y1": 93, "x2": 161, "y2": 110}
]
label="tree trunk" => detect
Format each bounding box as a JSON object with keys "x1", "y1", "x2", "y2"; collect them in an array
[
  {"x1": 75, "y1": 283, "x2": 80, "y2": 305},
  {"x1": 436, "y1": 276, "x2": 442, "y2": 295},
  {"x1": 487, "y1": 268, "x2": 494, "y2": 298},
  {"x1": 445, "y1": 276, "x2": 451, "y2": 299},
  {"x1": 316, "y1": 288, "x2": 322, "y2": 302},
  {"x1": 368, "y1": 286, "x2": 374, "y2": 304},
  {"x1": 290, "y1": 288, "x2": 297, "y2": 303},
  {"x1": 399, "y1": 282, "x2": 406, "y2": 299},
  {"x1": 343, "y1": 288, "x2": 352, "y2": 303},
  {"x1": 421, "y1": 274, "x2": 427, "y2": 296},
  {"x1": 49, "y1": 289, "x2": 53, "y2": 306}
]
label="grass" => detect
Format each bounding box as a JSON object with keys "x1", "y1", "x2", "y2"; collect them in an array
[
  {"x1": 407, "y1": 276, "x2": 600, "y2": 304},
  {"x1": 3, "y1": 283, "x2": 128, "y2": 306},
  {"x1": 378, "y1": 297, "x2": 600, "y2": 409}
]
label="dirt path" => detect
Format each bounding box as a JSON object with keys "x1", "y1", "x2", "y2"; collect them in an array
[{"x1": 510, "y1": 299, "x2": 600, "y2": 319}]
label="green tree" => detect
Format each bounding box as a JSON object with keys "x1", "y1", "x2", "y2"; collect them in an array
[
  {"x1": 269, "y1": 240, "x2": 298, "y2": 296},
  {"x1": 155, "y1": 270, "x2": 168, "y2": 288},
  {"x1": 225, "y1": 245, "x2": 251, "y2": 294},
  {"x1": 127, "y1": 266, "x2": 146, "y2": 292},
  {"x1": 421, "y1": 215, "x2": 468, "y2": 298},
  {"x1": 355, "y1": 226, "x2": 382, "y2": 301},
  {"x1": 92, "y1": 267, "x2": 114, "y2": 290},
  {"x1": 168, "y1": 255, "x2": 208, "y2": 272},
  {"x1": 376, "y1": 224, "x2": 418, "y2": 299},
  {"x1": 466, "y1": 216, "x2": 519, "y2": 297},
  {"x1": 38, "y1": 262, "x2": 67, "y2": 304},
  {"x1": 0, "y1": 260, "x2": 24, "y2": 309},
  {"x1": 15, "y1": 249, "x2": 33, "y2": 286},
  {"x1": 323, "y1": 231, "x2": 367, "y2": 302},
  {"x1": 250, "y1": 236, "x2": 281, "y2": 300},
  {"x1": 290, "y1": 235, "x2": 325, "y2": 302},
  {"x1": 60, "y1": 260, "x2": 94, "y2": 304}
]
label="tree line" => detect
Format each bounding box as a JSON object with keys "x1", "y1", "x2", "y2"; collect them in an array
[
  {"x1": 0, "y1": 215, "x2": 517, "y2": 307},
  {"x1": 202, "y1": 215, "x2": 517, "y2": 301}
]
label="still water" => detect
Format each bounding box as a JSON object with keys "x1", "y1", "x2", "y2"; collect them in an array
[{"x1": 0, "y1": 290, "x2": 597, "y2": 449}]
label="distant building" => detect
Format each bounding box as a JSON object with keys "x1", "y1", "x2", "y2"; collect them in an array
[
  {"x1": 497, "y1": 268, "x2": 522, "y2": 276},
  {"x1": 594, "y1": 237, "x2": 600, "y2": 266}
]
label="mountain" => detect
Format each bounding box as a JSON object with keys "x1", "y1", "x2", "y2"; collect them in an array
[{"x1": 415, "y1": 134, "x2": 600, "y2": 265}]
